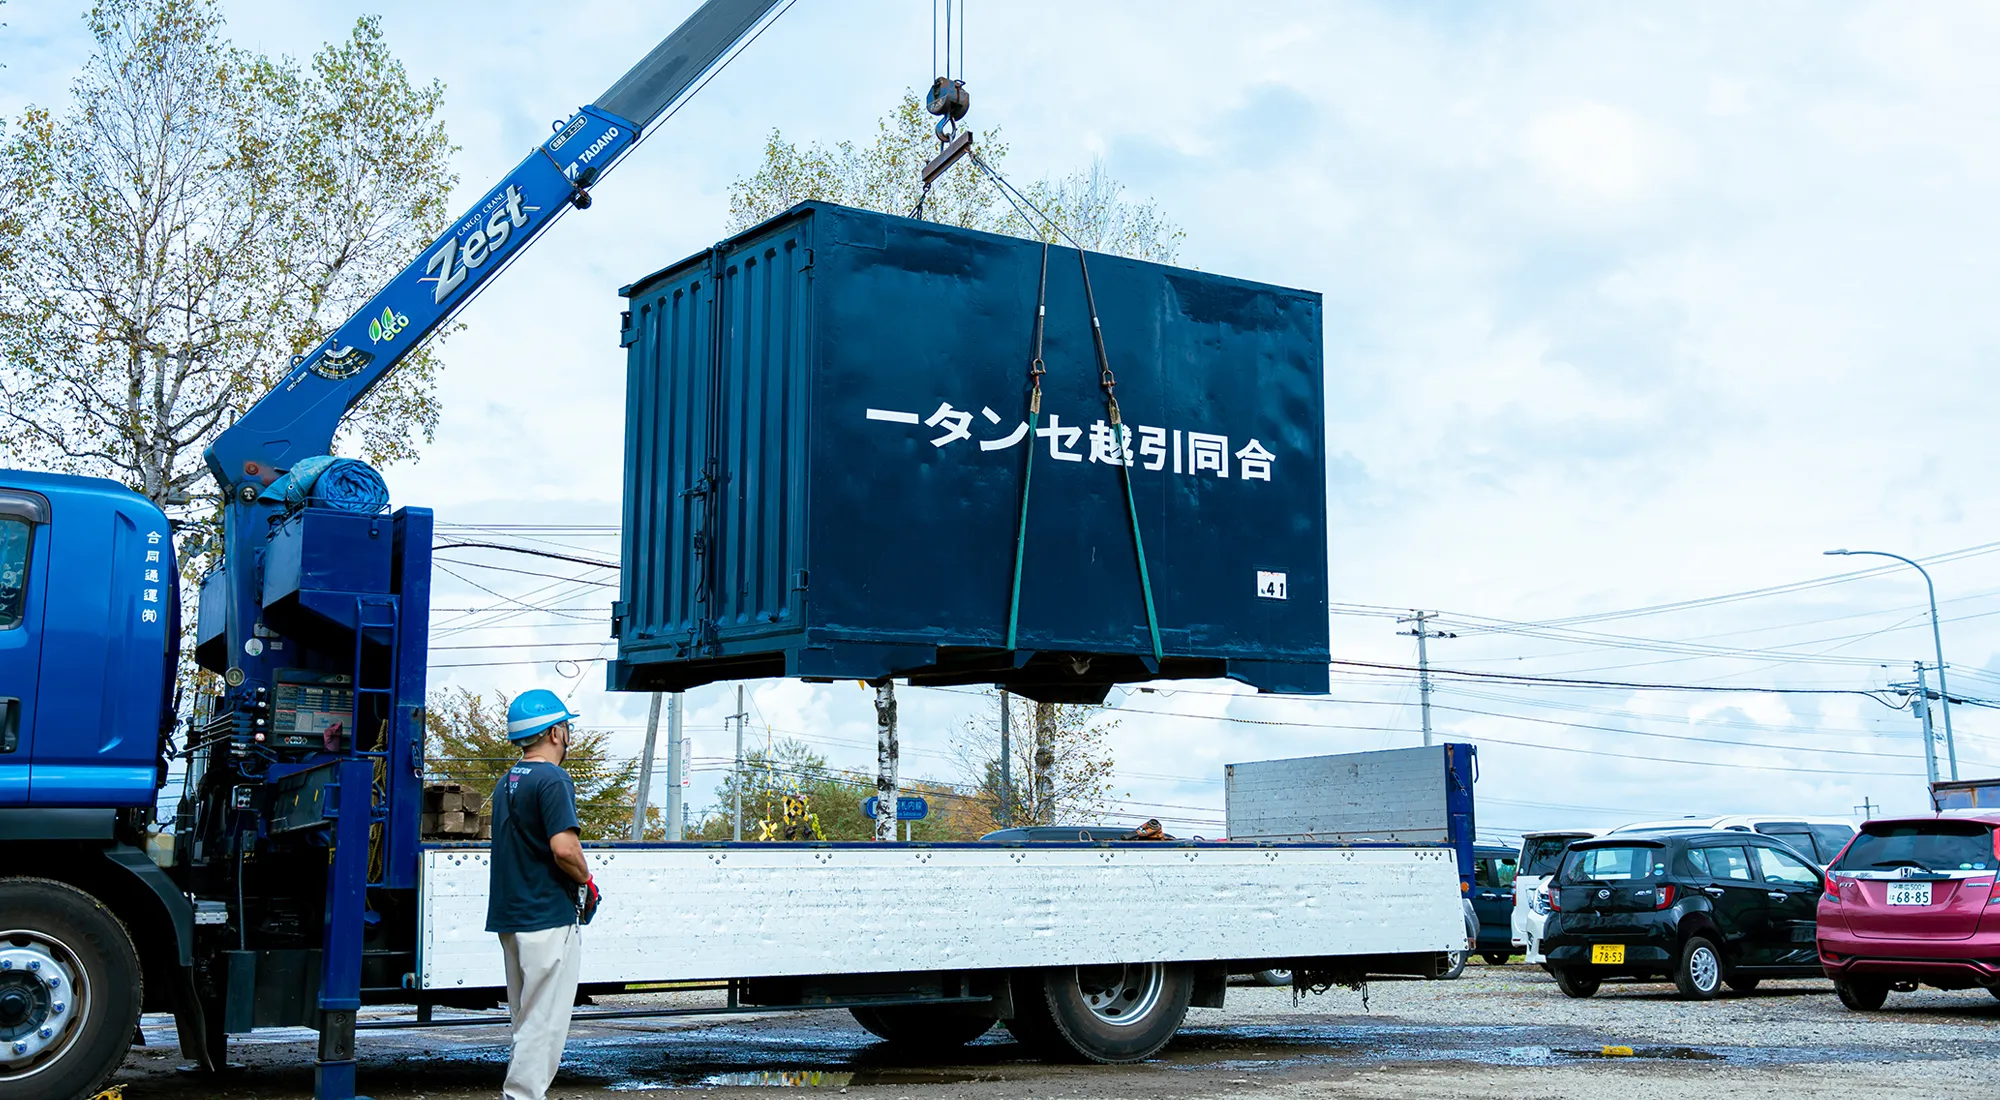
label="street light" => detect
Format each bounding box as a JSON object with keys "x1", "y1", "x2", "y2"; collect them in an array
[{"x1": 1825, "y1": 548, "x2": 1956, "y2": 780}]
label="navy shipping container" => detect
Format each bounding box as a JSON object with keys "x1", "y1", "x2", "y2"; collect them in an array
[{"x1": 609, "y1": 202, "x2": 1327, "y2": 703}]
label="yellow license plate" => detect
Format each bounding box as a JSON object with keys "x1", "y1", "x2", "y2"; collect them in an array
[{"x1": 1591, "y1": 944, "x2": 1625, "y2": 965}]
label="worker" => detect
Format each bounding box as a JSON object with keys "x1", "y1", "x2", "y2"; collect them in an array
[{"x1": 488, "y1": 689, "x2": 602, "y2": 1100}]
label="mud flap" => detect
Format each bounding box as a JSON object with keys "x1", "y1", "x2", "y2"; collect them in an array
[{"x1": 170, "y1": 965, "x2": 222, "y2": 1072}]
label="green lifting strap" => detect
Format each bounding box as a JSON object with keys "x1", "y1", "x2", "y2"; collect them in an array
[
  {"x1": 1005, "y1": 242, "x2": 1050, "y2": 651},
  {"x1": 1074, "y1": 248, "x2": 1165, "y2": 669}
]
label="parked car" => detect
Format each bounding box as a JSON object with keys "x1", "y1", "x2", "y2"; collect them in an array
[
  {"x1": 1541, "y1": 831, "x2": 1825, "y2": 999},
  {"x1": 1472, "y1": 844, "x2": 1520, "y2": 963},
  {"x1": 1514, "y1": 829, "x2": 1602, "y2": 963},
  {"x1": 1607, "y1": 815, "x2": 1857, "y2": 867},
  {"x1": 1817, "y1": 813, "x2": 2000, "y2": 1010}
]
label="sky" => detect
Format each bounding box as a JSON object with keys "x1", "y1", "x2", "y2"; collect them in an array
[{"x1": 7, "y1": 0, "x2": 2000, "y2": 842}]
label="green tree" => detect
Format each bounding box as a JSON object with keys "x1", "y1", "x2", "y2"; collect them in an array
[
  {"x1": 0, "y1": 0, "x2": 457, "y2": 515},
  {"x1": 728, "y1": 90, "x2": 1182, "y2": 262},
  {"x1": 422, "y1": 688, "x2": 639, "y2": 841},
  {"x1": 954, "y1": 694, "x2": 1122, "y2": 828},
  {"x1": 693, "y1": 738, "x2": 879, "y2": 842}
]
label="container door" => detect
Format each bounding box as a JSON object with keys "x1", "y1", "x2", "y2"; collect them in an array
[{"x1": 0, "y1": 491, "x2": 49, "y2": 804}]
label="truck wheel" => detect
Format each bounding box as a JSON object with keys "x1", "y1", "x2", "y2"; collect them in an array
[
  {"x1": 1551, "y1": 967, "x2": 1599, "y2": 998},
  {"x1": 1835, "y1": 977, "x2": 1889, "y2": 1011},
  {"x1": 1673, "y1": 936, "x2": 1723, "y2": 1000},
  {"x1": 849, "y1": 1005, "x2": 994, "y2": 1047},
  {"x1": 0, "y1": 879, "x2": 142, "y2": 1100},
  {"x1": 1016, "y1": 963, "x2": 1193, "y2": 1064}
]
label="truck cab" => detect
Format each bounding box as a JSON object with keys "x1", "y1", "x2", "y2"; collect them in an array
[{"x1": 0, "y1": 470, "x2": 178, "y2": 808}]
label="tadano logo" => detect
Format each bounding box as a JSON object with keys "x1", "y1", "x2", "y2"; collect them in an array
[{"x1": 368, "y1": 306, "x2": 410, "y2": 344}]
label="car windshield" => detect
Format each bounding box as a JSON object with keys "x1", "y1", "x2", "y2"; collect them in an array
[
  {"x1": 1560, "y1": 846, "x2": 1660, "y2": 884},
  {"x1": 1522, "y1": 837, "x2": 1579, "y2": 877},
  {"x1": 1833, "y1": 822, "x2": 1995, "y2": 874}
]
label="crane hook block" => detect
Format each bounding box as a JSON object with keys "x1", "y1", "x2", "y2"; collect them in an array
[{"x1": 926, "y1": 77, "x2": 970, "y2": 123}]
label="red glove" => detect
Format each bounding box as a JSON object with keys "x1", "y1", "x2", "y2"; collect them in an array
[{"x1": 577, "y1": 876, "x2": 602, "y2": 925}]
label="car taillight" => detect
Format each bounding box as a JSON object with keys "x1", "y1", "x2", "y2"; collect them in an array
[
  {"x1": 1547, "y1": 888, "x2": 1560, "y2": 912},
  {"x1": 1823, "y1": 876, "x2": 1841, "y2": 904},
  {"x1": 1654, "y1": 884, "x2": 1676, "y2": 910}
]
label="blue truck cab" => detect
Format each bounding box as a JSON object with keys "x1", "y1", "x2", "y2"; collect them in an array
[{"x1": 0, "y1": 470, "x2": 178, "y2": 806}]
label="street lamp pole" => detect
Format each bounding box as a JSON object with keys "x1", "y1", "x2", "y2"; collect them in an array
[{"x1": 1825, "y1": 548, "x2": 1956, "y2": 780}]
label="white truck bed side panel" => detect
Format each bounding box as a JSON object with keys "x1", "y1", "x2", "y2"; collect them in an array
[
  {"x1": 1226, "y1": 747, "x2": 1450, "y2": 842},
  {"x1": 418, "y1": 845, "x2": 1459, "y2": 990}
]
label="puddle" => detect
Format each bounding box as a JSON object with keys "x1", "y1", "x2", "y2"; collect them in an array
[
  {"x1": 607, "y1": 1068, "x2": 989, "y2": 1090},
  {"x1": 1555, "y1": 1046, "x2": 1723, "y2": 1061}
]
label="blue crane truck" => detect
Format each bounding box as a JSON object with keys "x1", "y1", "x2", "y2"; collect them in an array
[{"x1": 0, "y1": 5, "x2": 1471, "y2": 1099}]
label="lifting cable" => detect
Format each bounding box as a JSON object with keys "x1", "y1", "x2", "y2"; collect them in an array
[{"x1": 972, "y1": 150, "x2": 1165, "y2": 669}]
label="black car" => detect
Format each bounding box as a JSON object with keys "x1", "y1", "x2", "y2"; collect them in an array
[{"x1": 1541, "y1": 831, "x2": 1824, "y2": 999}]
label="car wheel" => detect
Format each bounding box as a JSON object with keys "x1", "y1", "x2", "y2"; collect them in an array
[
  {"x1": 1251, "y1": 969, "x2": 1291, "y2": 987},
  {"x1": 1672, "y1": 937, "x2": 1724, "y2": 1000},
  {"x1": 850, "y1": 1005, "x2": 995, "y2": 1047},
  {"x1": 1481, "y1": 952, "x2": 1512, "y2": 967},
  {"x1": 1552, "y1": 967, "x2": 1600, "y2": 998},
  {"x1": 1988, "y1": 984, "x2": 2000, "y2": 1001},
  {"x1": 1834, "y1": 977, "x2": 1890, "y2": 1011},
  {"x1": 0, "y1": 879, "x2": 142, "y2": 1100},
  {"x1": 1724, "y1": 975, "x2": 1761, "y2": 993},
  {"x1": 1439, "y1": 951, "x2": 1468, "y2": 980}
]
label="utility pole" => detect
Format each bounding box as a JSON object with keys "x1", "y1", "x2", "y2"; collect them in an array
[
  {"x1": 664, "y1": 692, "x2": 684, "y2": 841},
  {"x1": 1854, "y1": 796, "x2": 1876, "y2": 819},
  {"x1": 1397, "y1": 611, "x2": 1458, "y2": 747},
  {"x1": 874, "y1": 681, "x2": 900, "y2": 842},
  {"x1": 731, "y1": 685, "x2": 747, "y2": 842},
  {"x1": 998, "y1": 689, "x2": 1012, "y2": 826},
  {"x1": 631, "y1": 692, "x2": 663, "y2": 841},
  {"x1": 1896, "y1": 662, "x2": 1941, "y2": 789}
]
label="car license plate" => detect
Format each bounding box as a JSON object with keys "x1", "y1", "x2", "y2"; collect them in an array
[
  {"x1": 1887, "y1": 882, "x2": 1933, "y2": 906},
  {"x1": 1591, "y1": 944, "x2": 1625, "y2": 965}
]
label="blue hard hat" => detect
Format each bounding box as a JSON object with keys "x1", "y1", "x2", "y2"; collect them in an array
[{"x1": 506, "y1": 689, "x2": 579, "y2": 742}]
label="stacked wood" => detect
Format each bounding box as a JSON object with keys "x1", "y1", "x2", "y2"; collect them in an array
[{"x1": 421, "y1": 783, "x2": 491, "y2": 840}]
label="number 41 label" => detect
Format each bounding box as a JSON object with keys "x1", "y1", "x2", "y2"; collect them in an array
[{"x1": 1256, "y1": 571, "x2": 1288, "y2": 600}]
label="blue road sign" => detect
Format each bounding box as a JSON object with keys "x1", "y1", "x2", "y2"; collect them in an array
[{"x1": 860, "y1": 796, "x2": 929, "y2": 821}]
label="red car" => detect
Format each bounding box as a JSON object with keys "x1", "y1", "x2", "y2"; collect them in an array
[{"x1": 1817, "y1": 813, "x2": 2000, "y2": 1010}]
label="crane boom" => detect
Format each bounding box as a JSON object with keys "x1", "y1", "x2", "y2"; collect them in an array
[{"x1": 203, "y1": 0, "x2": 781, "y2": 491}]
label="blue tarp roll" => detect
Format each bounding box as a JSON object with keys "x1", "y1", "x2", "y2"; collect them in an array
[{"x1": 260, "y1": 455, "x2": 389, "y2": 515}]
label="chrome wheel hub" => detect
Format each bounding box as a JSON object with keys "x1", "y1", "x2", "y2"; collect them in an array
[
  {"x1": 1076, "y1": 963, "x2": 1165, "y2": 1026},
  {"x1": 0, "y1": 935, "x2": 84, "y2": 1077}
]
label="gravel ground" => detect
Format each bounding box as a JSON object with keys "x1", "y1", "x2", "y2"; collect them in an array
[{"x1": 109, "y1": 962, "x2": 2000, "y2": 1098}]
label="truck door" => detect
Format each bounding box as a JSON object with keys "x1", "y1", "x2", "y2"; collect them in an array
[{"x1": 0, "y1": 489, "x2": 50, "y2": 804}]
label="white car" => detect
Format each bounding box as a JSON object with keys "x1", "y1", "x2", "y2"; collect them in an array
[
  {"x1": 1512, "y1": 829, "x2": 1601, "y2": 963},
  {"x1": 1605, "y1": 815, "x2": 1857, "y2": 867}
]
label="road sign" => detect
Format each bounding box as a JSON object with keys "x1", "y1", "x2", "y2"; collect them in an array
[{"x1": 860, "y1": 796, "x2": 929, "y2": 821}]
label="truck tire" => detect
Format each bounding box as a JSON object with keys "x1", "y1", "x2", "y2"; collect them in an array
[
  {"x1": 0, "y1": 878, "x2": 142, "y2": 1100},
  {"x1": 849, "y1": 1005, "x2": 995, "y2": 1047},
  {"x1": 1013, "y1": 963, "x2": 1192, "y2": 1065}
]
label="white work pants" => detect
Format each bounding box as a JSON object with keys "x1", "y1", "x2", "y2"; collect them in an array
[{"x1": 499, "y1": 923, "x2": 582, "y2": 1100}]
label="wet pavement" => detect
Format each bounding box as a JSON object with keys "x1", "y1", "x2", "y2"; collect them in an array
[{"x1": 110, "y1": 965, "x2": 2000, "y2": 1098}]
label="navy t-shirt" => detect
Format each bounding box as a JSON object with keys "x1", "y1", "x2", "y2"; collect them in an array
[{"x1": 485, "y1": 760, "x2": 582, "y2": 933}]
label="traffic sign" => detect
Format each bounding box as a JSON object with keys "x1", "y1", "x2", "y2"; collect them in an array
[{"x1": 860, "y1": 796, "x2": 929, "y2": 821}]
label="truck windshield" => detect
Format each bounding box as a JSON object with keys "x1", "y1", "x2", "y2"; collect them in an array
[
  {"x1": 1834, "y1": 822, "x2": 1995, "y2": 874},
  {"x1": 1521, "y1": 837, "x2": 1580, "y2": 877},
  {"x1": 1560, "y1": 846, "x2": 1660, "y2": 884}
]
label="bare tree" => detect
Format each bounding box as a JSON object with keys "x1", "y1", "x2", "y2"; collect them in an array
[
  {"x1": 728, "y1": 90, "x2": 1182, "y2": 263},
  {"x1": 0, "y1": 0, "x2": 457, "y2": 514},
  {"x1": 954, "y1": 692, "x2": 1122, "y2": 827}
]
